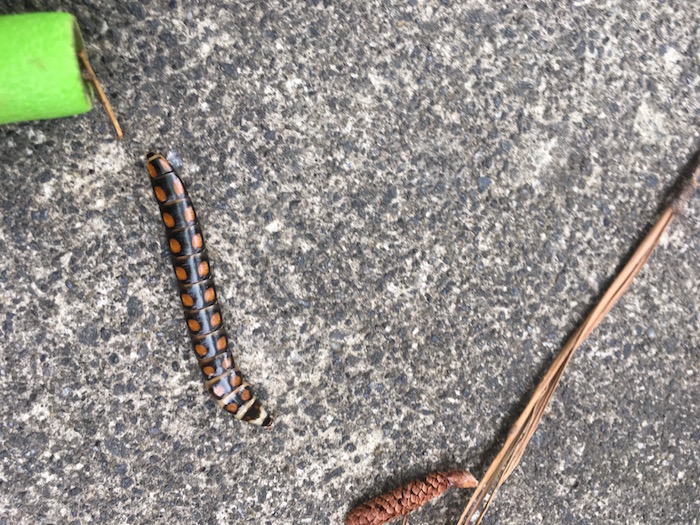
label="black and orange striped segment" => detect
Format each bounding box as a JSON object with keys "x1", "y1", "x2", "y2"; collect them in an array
[{"x1": 172, "y1": 250, "x2": 211, "y2": 284}]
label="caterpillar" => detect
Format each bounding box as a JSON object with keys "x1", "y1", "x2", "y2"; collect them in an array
[{"x1": 146, "y1": 152, "x2": 272, "y2": 427}]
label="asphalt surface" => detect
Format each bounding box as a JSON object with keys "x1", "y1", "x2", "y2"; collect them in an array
[{"x1": 1, "y1": 1, "x2": 699, "y2": 524}]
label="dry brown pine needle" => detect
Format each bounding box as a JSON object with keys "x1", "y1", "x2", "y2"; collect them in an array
[
  {"x1": 456, "y1": 157, "x2": 700, "y2": 525},
  {"x1": 78, "y1": 49, "x2": 124, "y2": 139},
  {"x1": 346, "y1": 470, "x2": 477, "y2": 525}
]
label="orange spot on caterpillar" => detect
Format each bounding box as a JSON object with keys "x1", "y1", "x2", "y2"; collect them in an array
[
  {"x1": 188, "y1": 319, "x2": 201, "y2": 331},
  {"x1": 158, "y1": 158, "x2": 172, "y2": 172},
  {"x1": 216, "y1": 336, "x2": 226, "y2": 350},
  {"x1": 192, "y1": 234, "x2": 203, "y2": 250},
  {"x1": 204, "y1": 288, "x2": 215, "y2": 302},
  {"x1": 169, "y1": 239, "x2": 181, "y2": 253},
  {"x1": 212, "y1": 384, "x2": 226, "y2": 398},
  {"x1": 198, "y1": 261, "x2": 209, "y2": 277},
  {"x1": 241, "y1": 388, "x2": 251, "y2": 402},
  {"x1": 181, "y1": 294, "x2": 194, "y2": 307},
  {"x1": 194, "y1": 344, "x2": 208, "y2": 357},
  {"x1": 175, "y1": 267, "x2": 187, "y2": 280},
  {"x1": 147, "y1": 163, "x2": 157, "y2": 178},
  {"x1": 230, "y1": 374, "x2": 241, "y2": 387},
  {"x1": 226, "y1": 402, "x2": 238, "y2": 413},
  {"x1": 173, "y1": 179, "x2": 185, "y2": 196},
  {"x1": 162, "y1": 213, "x2": 175, "y2": 228},
  {"x1": 202, "y1": 365, "x2": 215, "y2": 376},
  {"x1": 154, "y1": 187, "x2": 167, "y2": 202},
  {"x1": 211, "y1": 312, "x2": 221, "y2": 327},
  {"x1": 184, "y1": 206, "x2": 195, "y2": 222}
]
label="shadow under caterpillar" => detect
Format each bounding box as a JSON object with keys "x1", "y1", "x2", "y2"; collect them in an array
[{"x1": 146, "y1": 152, "x2": 272, "y2": 427}]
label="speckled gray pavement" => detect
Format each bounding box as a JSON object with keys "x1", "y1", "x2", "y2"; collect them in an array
[{"x1": 1, "y1": 1, "x2": 699, "y2": 524}]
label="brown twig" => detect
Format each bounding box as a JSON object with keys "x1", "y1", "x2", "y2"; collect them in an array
[
  {"x1": 346, "y1": 470, "x2": 478, "y2": 525},
  {"x1": 77, "y1": 49, "x2": 124, "y2": 139},
  {"x1": 456, "y1": 158, "x2": 700, "y2": 525}
]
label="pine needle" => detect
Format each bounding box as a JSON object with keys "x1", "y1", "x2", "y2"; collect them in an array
[
  {"x1": 456, "y1": 157, "x2": 700, "y2": 525},
  {"x1": 78, "y1": 49, "x2": 124, "y2": 139}
]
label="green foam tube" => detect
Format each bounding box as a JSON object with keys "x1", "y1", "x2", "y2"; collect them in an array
[{"x1": 0, "y1": 12, "x2": 94, "y2": 125}]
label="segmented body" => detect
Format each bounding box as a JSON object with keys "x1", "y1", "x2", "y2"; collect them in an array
[{"x1": 146, "y1": 153, "x2": 271, "y2": 426}]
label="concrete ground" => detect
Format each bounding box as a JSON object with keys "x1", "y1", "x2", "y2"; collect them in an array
[{"x1": 1, "y1": 1, "x2": 699, "y2": 524}]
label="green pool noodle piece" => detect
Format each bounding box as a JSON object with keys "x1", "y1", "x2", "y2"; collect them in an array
[{"x1": 0, "y1": 12, "x2": 94, "y2": 125}]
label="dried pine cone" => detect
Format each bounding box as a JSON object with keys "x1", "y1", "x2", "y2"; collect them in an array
[{"x1": 345, "y1": 470, "x2": 477, "y2": 525}]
